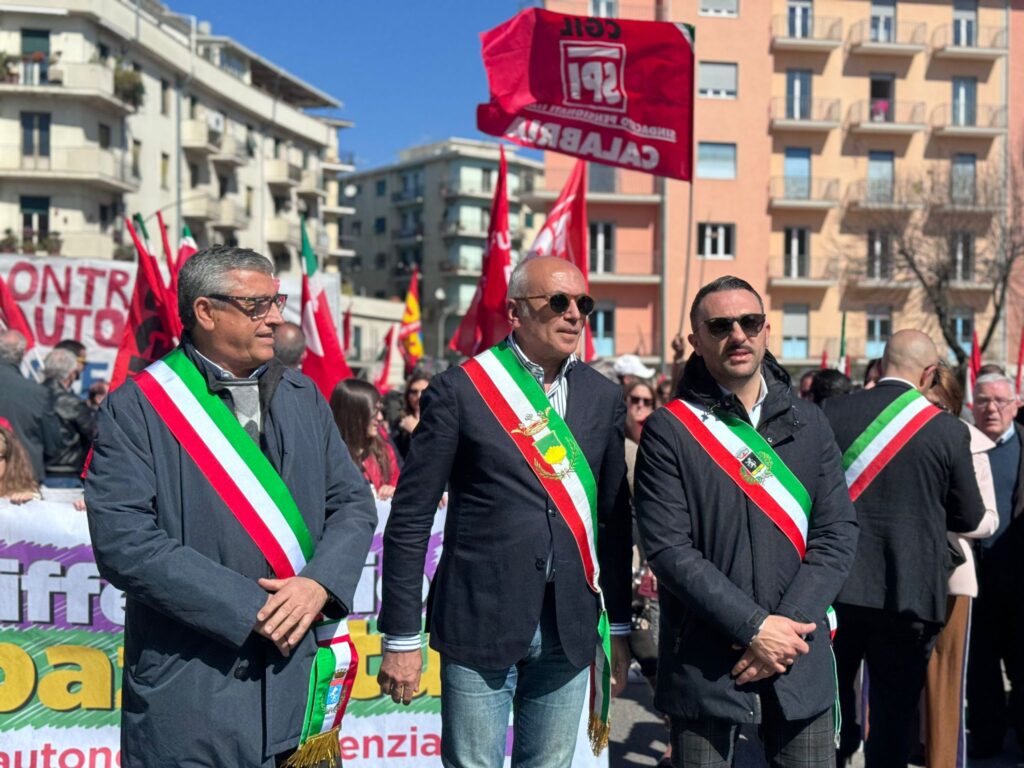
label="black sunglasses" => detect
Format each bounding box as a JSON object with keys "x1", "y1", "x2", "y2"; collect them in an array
[
  {"x1": 515, "y1": 292, "x2": 596, "y2": 317},
  {"x1": 208, "y1": 293, "x2": 287, "y2": 320},
  {"x1": 628, "y1": 395, "x2": 654, "y2": 407},
  {"x1": 702, "y1": 313, "x2": 766, "y2": 340}
]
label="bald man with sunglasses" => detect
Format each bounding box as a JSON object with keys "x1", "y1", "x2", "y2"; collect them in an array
[
  {"x1": 635, "y1": 275, "x2": 858, "y2": 768},
  {"x1": 378, "y1": 256, "x2": 632, "y2": 767}
]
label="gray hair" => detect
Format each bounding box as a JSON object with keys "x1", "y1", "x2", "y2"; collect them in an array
[
  {"x1": 0, "y1": 330, "x2": 27, "y2": 365},
  {"x1": 506, "y1": 258, "x2": 531, "y2": 302},
  {"x1": 974, "y1": 372, "x2": 1014, "y2": 396},
  {"x1": 42, "y1": 347, "x2": 78, "y2": 382},
  {"x1": 177, "y1": 244, "x2": 274, "y2": 330}
]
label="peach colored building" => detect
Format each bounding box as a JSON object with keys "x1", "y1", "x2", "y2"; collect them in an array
[{"x1": 536, "y1": 0, "x2": 1012, "y2": 375}]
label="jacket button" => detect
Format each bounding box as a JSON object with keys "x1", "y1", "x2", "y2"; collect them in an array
[
  {"x1": 234, "y1": 661, "x2": 250, "y2": 680},
  {"x1": 535, "y1": 558, "x2": 546, "y2": 570}
]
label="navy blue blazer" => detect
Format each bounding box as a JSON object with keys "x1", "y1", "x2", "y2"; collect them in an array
[{"x1": 379, "y1": 359, "x2": 632, "y2": 669}]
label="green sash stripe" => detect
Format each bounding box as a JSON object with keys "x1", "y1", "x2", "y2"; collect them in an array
[
  {"x1": 841, "y1": 388, "x2": 922, "y2": 471},
  {"x1": 162, "y1": 349, "x2": 315, "y2": 560}
]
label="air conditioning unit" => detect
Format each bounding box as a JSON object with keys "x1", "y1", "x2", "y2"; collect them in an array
[{"x1": 207, "y1": 111, "x2": 225, "y2": 133}]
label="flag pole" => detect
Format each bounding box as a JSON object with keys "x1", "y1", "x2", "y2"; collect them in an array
[{"x1": 676, "y1": 29, "x2": 697, "y2": 343}]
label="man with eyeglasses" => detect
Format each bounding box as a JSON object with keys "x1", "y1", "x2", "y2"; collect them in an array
[
  {"x1": 822, "y1": 329, "x2": 984, "y2": 766},
  {"x1": 85, "y1": 245, "x2": 377, "y2": 767},
  {"x1": 634, "y1": 275, "x2": 858, "y2": 768},
  {"x1": 378, "y1": 255, "x2": 632, "y2": 767},
  {"x1": 967, "y1": 372, "x2": 1024, "y2": 758}
]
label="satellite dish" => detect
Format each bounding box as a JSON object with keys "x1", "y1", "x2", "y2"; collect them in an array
[{"x1": 343, "y1": 184, "x2": 358, "y2": 198}]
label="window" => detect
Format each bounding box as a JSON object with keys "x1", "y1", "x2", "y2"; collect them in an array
[
  {"x1": 869, "y1": 74, "x2": 895, "y2": 122},
  {"x1": 784, "y1": 147, "x2": 811, "y2": 198},
  {"x1": 161, "y1": 152, "x2": 170, "y2": 190},
  {"x1": 374, "y1": 252, "x2": 387, "y2": 269},
  {"x1": 783, "y1": 227, "x2": 809, "y2": 277},
  {"x1": 781, "y1": 304, "x2": 809, "y2": 359},
  {"x1": 700, "y1": 0, "x2": 738, "y2": 16},
  {"x1": 866, "y1": 230, "x2": 892, "y2": 279},
  {"x1": 589, "y1": 0, "x2": 617, "y2": 17},
  {"x1": 189, "y1": 162, "x2": 199, "y2": 189},
  {"x1": 950, "y1": 308, "x2": 974, "y2": 358},
  {"x1": 698, "y1": 62, "x2": 737, "y2": 99},
  {"x1": 98, "y1": 123, "x2": 111, "y2": 149},
  {"x1": 245, "y1": 186, "x2": 253, "y2": 217},
  {"x1": 696, "y1": 143, "x2": 736, "y2": 180},
  {"x1": 20, "y1": 30, "x2": 50, "y2": 85},
  {"x1": 867, "y1": 151, "x2": 894, "y2": 203},
  {"x1": 218, "y1": 174, "x2": 229, "y2": 200},
  {"x1": 589, "y1": 222, "x2": 615, "y2": 273},
  {"x1": 589, "y1": 162, "x2": 617, "y2": 193},
  {"x1": 374, "y1": 217, "x2": 386, "y2": 234},
  {"x1": 590, "y1": 307, "x2": 616, "y2": 358},
  {"x1": 351, "y1": 221, "x2": 362, "y2": 237},
  {"x1": 870, "y1": 0, "x2": 896, "y2": 43},
  {"x1": 786, "y1": 70, "x2": 811, "y2": 119},
  {"x1": 99, "y1": 203, "x2": 113, "y2": 232},
  {"x1": 375, "y1": 179, "x2": 387, "y2": 197},
  {"x1": 787, "y1": 0, "x2": 813, "y2": 38},
  {"x1": 20, "y1": 196, "x2": 49, "y2": 248},
  {"x1": 98, "y1": 43, "x2": 110, "y2": 62},
  {"x1": 950, "y1": 232, "x2": 974, "y2": 281},
  {"x1": 952, "y1": 153, "x2": 976, "y2": 204},
  {"x1": 160, "y1": 79, "x2": 170, "y2": 116},
  {"x1": 131, "y1": 140, "x2": 141, "y2": 178},
  {"x1": 189, "y1": 95, "x2": 198, "y2": 119},
  {"x1": 273, "y1": 196, "x2": 288, "y2": 216},
  {"x1": 866, "y1": 305, "x2": 892, "y2": 358},
  {"x1": 953, "y1": 0, "x2": 977, "y2": 46},
  {"x1": 698, "y1": 222, "x2": 735, "y2": 259},
  {"x1": 952, "y1": 77, "x2": 977, "y2": 127},
  {"x1": 20, "y1": 112, "x2": 50, "y2": 158}
]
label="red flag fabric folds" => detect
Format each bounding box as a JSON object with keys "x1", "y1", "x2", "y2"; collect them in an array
[
  {"x1": 477, "y1": 8, "x2": 695, "y2": 180},
  {"x1": 0, "y1": 272, "x2": 35, "y2": 349}
]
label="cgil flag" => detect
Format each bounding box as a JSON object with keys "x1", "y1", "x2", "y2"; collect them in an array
[
  {"x1": 966, "y1": 328, "x2": 982, "y2": 407},
  {"x1": 477, "y1": 8, "x2": 695, "y2": 180},
  {"x1": 528, "y1": 159, "x2": 595, "y2": 361},
  {"x1": 398, "y1": 266, "x2": 424, "y2": 368},
  {"x1": 300, "y1": 217, "x2": 352, "y2": 399},
  {"x1": 449, "y1": 145, "x2": 514, "y2": 356}
]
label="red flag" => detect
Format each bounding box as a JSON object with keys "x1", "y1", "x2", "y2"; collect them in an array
[
  {"x1": 1016, "y1": 325, "x2": 1024, "y2": 395},
  {"x1": 966, "y1": 329, "x2": 982, "y2": 407},
  {"x1": 476, "y1": 8, "x2": 695, "y2": 180},
  {"x1": 820, "y1": 347, "x2": 829, "y2": 370},
  {"x1": 398, "y1": 267, "x2": 424, "y2": 368},
  {"x1": 528, "y1": 159, "x2": 596, "y2": 361},
  {"x1": 342, "y1": 302, "x2": 353, "y2": 355},
  {"x1": 0, "y1": 272, "x2": 35, "y2": 350},
  {"x1": 374, "y1": 325, "x2": 399, "y2": 394},
  {"x1": 300, "y1": 219, "x2": 352, "y2": 398},
  {"x1": 449, "y1": 146, "x2": 513, "y2": 355}
]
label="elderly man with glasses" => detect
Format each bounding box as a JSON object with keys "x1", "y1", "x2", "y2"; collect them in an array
[
  {"x1": 378, "y1": 255, "x2": 632, "y2": 767},
  {"x1": 85, "y1": 245, "x2": 377, "y2": 767}
]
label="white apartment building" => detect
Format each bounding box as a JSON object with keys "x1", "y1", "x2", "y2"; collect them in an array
[
  {"x1": 0, "y1": 0, "x2": 354, "y2": 274},
  {"x1": 341, "y1": 138, "x2": 543, "y2": 357}
]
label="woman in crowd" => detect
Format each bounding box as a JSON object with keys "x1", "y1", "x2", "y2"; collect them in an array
[
  {"x1": 330, "y1": 379, "x2": 401, "y2": 500},
  {"x1": 922, "y1": 364, "x2": 999, "y2": 768},
  {"x1": 0, "y1": 419, "x2": 41, "y2": 504},
  {"x1": 624, "y1": 380, "x2": 656, "y2": 491},
  {"x1": 391, "y1": 374, "x2": 430, "y2": 459}
]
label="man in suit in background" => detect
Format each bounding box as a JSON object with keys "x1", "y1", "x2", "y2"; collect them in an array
[
  {"x1": 823, "y1": 330, "x2": 985, "y2": 767},
  {"x1": 378, "y1": 256, "x2": 632, "y2": 768},
  {"x1": 967, "y1": 372, "x2": 1024, "y2": 758}
]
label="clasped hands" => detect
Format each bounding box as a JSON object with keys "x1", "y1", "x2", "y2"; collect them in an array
[
  {"x1": 731, "y1": 615, "x2": 817, "y2": 686},
  {"x1": 253, "y1": 576, "x2": 328, "y2": 657}
]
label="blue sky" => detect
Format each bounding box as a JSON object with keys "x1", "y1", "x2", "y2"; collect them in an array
[{"x1": 173, "y1": 0, "x2": 529, "y2": 168}]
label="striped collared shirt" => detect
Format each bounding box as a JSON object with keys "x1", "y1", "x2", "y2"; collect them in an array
[{"x1": 505, "y1": 333, "x2": 578, "y2": 417}]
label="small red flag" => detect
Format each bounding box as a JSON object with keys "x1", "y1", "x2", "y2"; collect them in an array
[
  {"x1": 342, "y1": 302, "x2": 353, "y2": 356},
  {"x1": 966, "y1": 329, "x2": 982, "y2": 407},
  {"x1": 374, "y1": 325, "x2": 399, "y2": 394},
  {"x1": 1016, "y1": 325, "x2": 1024, "y2": 395},
  {"x1": 0, "y1": 272, "x2": 35, "y2": 350}
]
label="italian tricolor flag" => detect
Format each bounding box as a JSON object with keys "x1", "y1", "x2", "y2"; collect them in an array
[{"x1": 300, "y1": 218, "x2": 352, "y2": 398}]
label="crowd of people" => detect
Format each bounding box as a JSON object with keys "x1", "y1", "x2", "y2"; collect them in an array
[{"x1": 0, "y1": 244, "x2": 1020, "y2": 768}]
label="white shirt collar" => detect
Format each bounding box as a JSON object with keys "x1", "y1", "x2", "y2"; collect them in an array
[
  {"x1": 718, "y1": 375, "x2": 769, "y2": 427},
  {"x1": 996, "y1": 423, "x2": 1017, "y2": 446},
  {"x1": 194, "y1": 349, "x2": 267, "y2": 381},
  {"x1": 506, "y1": 333, "x2": 577, "y2": 386}
]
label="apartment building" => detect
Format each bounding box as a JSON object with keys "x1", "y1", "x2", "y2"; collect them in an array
[
  {"x1": 341, "y1": 138, "x2": 543, "y2": 357},
  {"x1": 540, "y1": 0, "x2": 1011, "y2": 373},
  {"x1": 0, "y1": 0, "x2": 354, "y2": 275}
]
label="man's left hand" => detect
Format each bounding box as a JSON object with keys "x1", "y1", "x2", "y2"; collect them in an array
[
  {"x1": 610, "y1": 635, "x2": 630, "y2": 697},
  {"x1": 255, "y1": 577, "x2": 329, "y2": 656}
]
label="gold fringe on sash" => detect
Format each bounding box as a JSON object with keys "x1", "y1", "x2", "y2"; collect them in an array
[
  {"x1": 282, "y1": 727, "x2": 341, "y2": 768},
  {"x1": 588, "y1": 712, "x2": 611, "y2": 756}
]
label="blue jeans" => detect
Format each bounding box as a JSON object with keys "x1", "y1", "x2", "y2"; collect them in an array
[
  {"x1": 440, "y1": 590, "x2": 589, "y2": 768},
  {"x1": 42, "y1": 476, "x2": 82, "y2": 489}
]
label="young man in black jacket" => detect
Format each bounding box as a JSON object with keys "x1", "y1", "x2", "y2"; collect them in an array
[{"x1": 635, "y1": 276, "x2": 858, "y2": 768}]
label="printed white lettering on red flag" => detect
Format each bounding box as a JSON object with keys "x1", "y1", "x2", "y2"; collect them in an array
[{"x1": 477, "y1": 9, "x2": 695, "y2": 180}]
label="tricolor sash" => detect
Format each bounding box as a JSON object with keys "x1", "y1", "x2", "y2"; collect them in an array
[
  {"x1": 135, "y1": 349, "x2": 356, "y2": 767},
  {"x1": 462, "y1": 342, "x2": 612, "y2": 756},
  {"x1": 842, "y1": 388, "x2": 939, "y2": 502}
]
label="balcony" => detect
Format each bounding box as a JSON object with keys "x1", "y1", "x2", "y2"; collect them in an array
[
  {"x1": 322, "y1": 203, "x2": 356, "y2": 218},
  {"x1": 329, "y1": 235, "x2": 357, "y2": 258},
  {"x1": 0, "y1": 61, "x2": 132, "y2": 113},
  {"x1": 266, "y1": 217, "x2": 301, "y2": 247},
  {"x1": 775, "y1": 335, "x2": 875, "y2": 365},
  {"x1": 440, "y1": 181, "x2": 496, "y2": 199},
  {"x1": 211, "y1": 134, "x2": 248, "y2": 166},
  {"x1": 848, "y1": 100, "x2": 927, "y2": 135},
  {"x1": 322, "y1": 152, "x2": 356, "y2": 174},
  {"x1": 181, "y1": 120, "x2": 222, "y2": 155},
  {"x1": 297, "y1": 169, "x2": 325, "y2": 199},
  {"x1": 392, "y1": 187, "x2": 425, "y2": 205},
  {"x1": 931, "y1": 24, "x2": 1008, "y2": 61},
  {"x1": 521, "y1": 185, "x2": 660, "y2": 207},
  {"x1": 768, "y1": 177, "x2": 840, "y2": 210},
  {"x1": 848, "y1": 265, "x2": 914, "y2": 291},
  {"x1": 845, "y1": 179, "x2": 924, "y2": 211},
  {"x1": 770, "y1": 14, "x2": 842, "y2": 52},
  {"x1": 930, "y1": 104, "x2": 1007, "y2": 139},
  {"x1": 769, "y1": 97, "x2": 841, "y2": 132},
  {"x1": 849, "y1": 19, "x2": 927, "y2": 56},
  {"x1": 213, "y1": 199, "x2": 250, "y2": 230},
  {"x1": 266, "y1": 157, "x2": 301, "y2": 187},
  {"x1": 0, "y1": 146, "x2": 138, "y2": 193},
  {"x1": 181, "y1": 187, "x2": 219, "y2": 221},
  {"x1": 768, "y1": 256, "x2": 840, "y2": 289},
  {"x1": 933, "y1": 184, "x2": 1002, "y2": 215},
  {"x1": 392, "y1": 224, "x2": 424, "y2": 242}
]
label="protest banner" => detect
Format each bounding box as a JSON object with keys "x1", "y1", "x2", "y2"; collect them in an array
[{"x1": 0, "y1": 500, "x2": 606, "y2": 767}]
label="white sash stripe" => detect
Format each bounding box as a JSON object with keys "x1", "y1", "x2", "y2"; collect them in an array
[
  {"x1": 844, "y1": 397, "x2": 934, "y2": 488},
  {"x1": 475, "y1": 350, "x2": 600, "y2": 586},
  {"x1": 147, "y1": 360, "x2": 308, "y2": 575},
  {"x1": 679, "y1": 400, "x2": 809, "y2": 546}
]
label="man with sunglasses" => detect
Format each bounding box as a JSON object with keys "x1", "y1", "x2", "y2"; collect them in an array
[
  {"x1": 822, "y1": 329, "x2": 984, "y2": 766},
  {"x1": 635, "y1": 276, "x2": 858, "y2": 768},
  {"x1": 379, "y1": 255, "x2": 632, "y2": 767},
  {"x1": 85, "y1": 245, "x2": 377, "y2": 767}
]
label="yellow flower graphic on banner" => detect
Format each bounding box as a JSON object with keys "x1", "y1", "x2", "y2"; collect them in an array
[{"x1": 543, "y1": 445, "x2": 567, "y2": 465}]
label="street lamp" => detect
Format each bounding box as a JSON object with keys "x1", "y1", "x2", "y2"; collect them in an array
[{"x1": 434, "y1": 287, "x2": 458, "y2": 360}]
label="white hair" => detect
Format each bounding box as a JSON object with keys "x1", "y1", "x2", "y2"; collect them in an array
[{"x1": 974, "y1": 372, "x2": 1014, "y2": 396}]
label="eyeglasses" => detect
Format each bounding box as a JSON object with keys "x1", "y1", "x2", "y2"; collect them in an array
[
  {"x1": 702, "y1": 313, "x2": 766, "y2": 340},
  {"x1": 208, "y1": 293, "x2": 287, "y2": 320},
  {"x1": 629, "y1": 395, "x2": 654, "y2": 407},
  {"x1": 975, "y1": 397, "x2": 1016, "y2": 410},
  {"x1": 514, "y1": 293, "x2": 596, "y2": 317}
]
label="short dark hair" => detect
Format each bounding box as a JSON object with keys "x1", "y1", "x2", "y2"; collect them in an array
[
  {"x1": 809, "y1": 368, "x2": 852, "y2": 405},
  {"x1": 689, "y1": 275, "x2": 765, "y2": 329},
  {"x1": 54, "y1": 339, "x2": 87, "y2": 358}
]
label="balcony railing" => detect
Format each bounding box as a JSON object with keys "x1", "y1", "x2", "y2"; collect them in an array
[
  {"x1": 212, "y1": 134, "x2": 247, "y2": 165},
  {"x1": 182, "y1": 120, "x2": 222, "y2": 153},
  {"x1": 441, "y1": 181, "x2": 495, "y2": 197},
  {"x1": 267, "y1": 217, "x2": 301, "y2": 246},
  {"x1": 931, "y1": 104, "x2": 1007, "y2": 134},
  {"x1": 392, "y1": 224, "x2": 424, "y2": 240},
  {"x1": 392, "y1": 187, "x2": 425, "y2": 203},
  {"x1": 768, "y1": 176, "x2": 840, "y2": 206},
  {"x1": 181, "y1": 187, "x2": 218, "y2": 221},
  {"x1": 768, "y1": 256, "x2": 840, "y2": 285},
  {"x1": 0, "y1": 145, "x2": 137, "y2": 191},
  {"x1": 849, "y1": 18, "x2": 927, "y2": 50},
  {"x1": 266, "y1": 158, "x2": 302, "y2": 186},
  {"x1": 845, "y1": 178, "x2": 923, "y2": 208},
  {"x1": 770, "y1": 14, "x2": 842, "y2": 46},
  {"x1": 770, "y1": 97, "x2": 841, "y2": 125},
  {"x1": 848, "y1": 99, "x2": 926, "y2": 129},
  {"x1": 931, "y1": 23, "x2": 1008, "y2": 55}
]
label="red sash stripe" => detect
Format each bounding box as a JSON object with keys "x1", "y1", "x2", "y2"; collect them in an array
[{"x1": 847, "y1": 406, "x2": 940, "y2": 502}]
